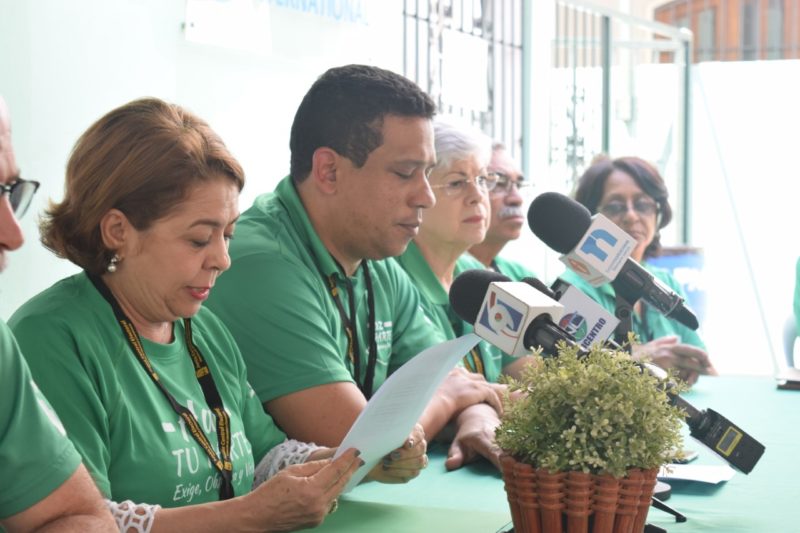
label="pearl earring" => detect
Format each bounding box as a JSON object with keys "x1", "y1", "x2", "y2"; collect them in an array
[{"x1": 107, "y1": 254, "x2": 120, "y2": 273}]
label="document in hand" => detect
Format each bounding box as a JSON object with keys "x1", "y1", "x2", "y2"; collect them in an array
[{"x1": 334, "y1": 334, "x2": 481, "y2": 492}]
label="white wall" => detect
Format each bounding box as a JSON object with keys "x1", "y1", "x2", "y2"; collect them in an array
[
  {"x1": 690, "y1": 60, "x2": 800, "y2": 376},
  {"x1": 0, "y1": 0, "x2": 402, "y2": 318},
  {"x1": 503, "y1": 58, "x2": 800, "y2": 376}
]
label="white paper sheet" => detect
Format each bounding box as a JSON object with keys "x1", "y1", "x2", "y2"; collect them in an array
[
  {"x1": 333, "y1": 334, "x2": 481, "y2": 492},
  {"x1": 658, "y1": 463, "x2": 736, "y2": 484}
]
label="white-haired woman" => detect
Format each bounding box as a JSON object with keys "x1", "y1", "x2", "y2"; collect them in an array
[{"x1": 395, "y1": 120, "x2": 533, "y2": 472}]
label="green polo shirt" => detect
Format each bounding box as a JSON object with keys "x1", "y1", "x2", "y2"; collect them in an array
[
  {"x1": 394, "y1": 242, "x2": 515, "y2": 383},
  {"x1": 491, "y1": 255, "x2": 537, "y2": 282},
  {"x1": 559, "y1": 264, "x2": 706, "y2": 349},
  {"x1": 206, "y1": 177, "x2": 445, "y2": 403}
]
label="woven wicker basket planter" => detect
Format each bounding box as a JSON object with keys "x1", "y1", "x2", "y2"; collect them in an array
[{"x1": 500, "y1": 455, "x2": 658, "y2": 533}]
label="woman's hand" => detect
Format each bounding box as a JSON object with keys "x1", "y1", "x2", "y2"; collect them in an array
[
  {"x1": 633, "y1": 336, "x2": 717, "y2": 385},
  {"x1": 366, "y1": 423, "x2": 428, "y2": 484},
  {"x1": 245, "y1": 448, "x2": 362, "y2": 532}
]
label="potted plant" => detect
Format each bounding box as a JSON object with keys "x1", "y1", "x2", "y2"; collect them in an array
[{"x1": 496, "y1": 342, "x2": 687, "y2": 533}]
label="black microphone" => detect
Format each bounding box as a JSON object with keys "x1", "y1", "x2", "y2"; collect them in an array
[
  {"x1": 450, "y1": 269, "x2": 766, "y2": 474},
  {"x1": 528, "y1": 192, "x2": 699, "y2": 330}
]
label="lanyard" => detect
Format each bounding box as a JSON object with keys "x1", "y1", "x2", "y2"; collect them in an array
[
  {"x1": 448, "y1": 306, "x2": 486, "y2": 376},
  {"x1": 461, "y1": 347, "x2": 486, "y2": 376},
  {"x1": 325, "y1": 261, "x2": 379, "y2": 399},
  {"x1": 88, "y1": 274, "x2": 235, "y2": 500}
]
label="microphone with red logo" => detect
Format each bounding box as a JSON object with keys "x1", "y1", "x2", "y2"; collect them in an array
[
  {"x1": 527, "y1": 192, "x2": 699, "y2": 330},
  {"x1": 449, "y1": 269, "x2": 582, "y2": 358}
]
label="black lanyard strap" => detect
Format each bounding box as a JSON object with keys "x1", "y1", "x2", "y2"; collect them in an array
[
  {"x1": 88, "y1": 274, "x2": 234, "y2": 500},
  {"x1": 325, "y1": 261, "x2": 379, "y2": 399}
]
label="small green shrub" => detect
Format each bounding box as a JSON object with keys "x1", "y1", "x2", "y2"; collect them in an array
[{"x1": 496, "y1": 343, "x2": 687, "y2": 478}]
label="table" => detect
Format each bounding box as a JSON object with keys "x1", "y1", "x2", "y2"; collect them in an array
[{"x1": 316, "y1": 376, "x2": 797, "y2": 532}]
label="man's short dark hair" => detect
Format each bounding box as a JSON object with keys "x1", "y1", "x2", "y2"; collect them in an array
[{"x1": 289, "y1": 64, "x2": 436, "y2": 182}]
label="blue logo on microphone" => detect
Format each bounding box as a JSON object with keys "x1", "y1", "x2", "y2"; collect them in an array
[
  {"x1": 580, "y1": 229, "x2": 618, "y2": 261},
  {"x1": 478, "y1": 291, "x2": 524, "y2": 338}
]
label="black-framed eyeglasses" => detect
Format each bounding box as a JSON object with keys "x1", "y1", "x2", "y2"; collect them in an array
[
  {"x1": 430, "y1": 172, "x2": 499, "y2": 197},
  {"x1": 598, "y1": 198, "x2": 659, "y2": 218},
  {"x1": 489, "y1": 172, "x2": 532, "y2": 195},
  {"x1": 2, "y1": 178, "x2": 40, "y2": 218}
]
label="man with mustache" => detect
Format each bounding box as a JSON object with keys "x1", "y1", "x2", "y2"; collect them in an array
[
  {"x1": 468, "y1": 142, "x2": 537, "y2": 280},
  {"x1": 0, "y1": 95, "x2": 115, "y2": 532}
]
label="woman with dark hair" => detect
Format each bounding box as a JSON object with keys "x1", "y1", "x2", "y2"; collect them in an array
[{"x1": 563, "y1": 155, "x2": 716, "y2": 385}]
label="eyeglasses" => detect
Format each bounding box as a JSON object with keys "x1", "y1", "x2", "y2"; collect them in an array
[
  {"x1": 490, "y1": 172, "x2": 532, "y2": 195},
  {"x1": 430, "y1": 172, "x2": 498, "y2": 197},
  {"x1": 598, "y1": 198, "x2": 659, "y2": 218},
  {"x1": 1, "y1": 178, "x2": 40, "y2": 218}
]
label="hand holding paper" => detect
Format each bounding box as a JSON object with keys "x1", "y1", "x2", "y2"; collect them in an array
[
  {"x1": 364, "y1": 423, "x2": 427, "y2": 484},
  {"x1": 333, "y1": 334, "x2": 481, "y2": 492}
]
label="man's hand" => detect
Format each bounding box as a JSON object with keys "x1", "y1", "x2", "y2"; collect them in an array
[
  {"x1": 366, "y1": 424, "x2": 428, "y2": 484},
  {"x1": 444, "y1": 403, "x2": 502, "y2": 471},
  {"x1": 436, "y1": 367, "x2": 507, "y2": 415},
  {"x1": 633, "y1": 336, "x2": 717, "y2": 385}
]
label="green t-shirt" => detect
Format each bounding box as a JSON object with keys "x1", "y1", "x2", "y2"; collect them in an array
[
  {"x1": 394, "y1": 243, "x2": 514, "y2": 383},
  {"x1": 559, "y1": 264, "x2": 706, "y2": 349},
  {"x1": 491, "y1": 255, "x2": 537, "y2": 282},
  {"x1": 9, "y1": 273, "x2": 285, "y2": 507},
  {"x1": 206, "y1": 176, "x2": 445, "y2": 403},
  {"x1": 0, "y1": 321, "x2": 82, "y2": 518}
]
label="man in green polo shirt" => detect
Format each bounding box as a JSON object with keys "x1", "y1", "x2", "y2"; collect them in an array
[
  {"x1": 0, "y1": 95, "x2": 114, "y2": 531},
  {"x1": 207, "y1": 65, "x2": 505, "y2": 472},
  {"x1": 468, "y1": 142, "x2": 537, "y2": 281}
]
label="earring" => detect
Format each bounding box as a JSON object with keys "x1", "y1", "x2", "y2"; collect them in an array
[{"x1": 107, "y1": 254, "x2": 120, "y2": 273}]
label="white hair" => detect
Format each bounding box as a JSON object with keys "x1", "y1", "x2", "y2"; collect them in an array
[{"x1": 433, "y1": 118, "x2": 493, "y2": 171}]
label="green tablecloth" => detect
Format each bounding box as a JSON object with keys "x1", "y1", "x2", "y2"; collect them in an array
[{"x1": 317, "y1": 376, "x2": 796, "y2": 532}]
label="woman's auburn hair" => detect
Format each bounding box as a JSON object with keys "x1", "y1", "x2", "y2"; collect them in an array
[{"x1": 40, "y1": 97, "x2": 244, "y2": 274}]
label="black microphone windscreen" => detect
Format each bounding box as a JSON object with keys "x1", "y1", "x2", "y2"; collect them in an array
[
  {"x1": 449, "y1": 269, "x2": 511, "y2": 323},
  {"x1": 528, "y1": 192, "x2": 592, "y2": 254}
]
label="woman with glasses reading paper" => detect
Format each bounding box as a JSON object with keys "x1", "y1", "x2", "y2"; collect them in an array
[
  {"x1": 395, "y1": 120, "x2": 534, "y2": 472},
  {"x1": 7, "y1": 98, "x2": 431, "y2": 533},
  {"x1": 562, "y1": 155, "x2": 716, "y2": 385}
]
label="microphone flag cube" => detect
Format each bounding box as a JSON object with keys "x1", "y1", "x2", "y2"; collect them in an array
[
  {"x1": 474, "y1": 282, "x2": 564, "y2": 358},
  {"x1": 559, "y1": 214, "x2": 637, "y2": 287},
  {"x1": 555, "y1": 283, "x2": 620, "y2": 350}
]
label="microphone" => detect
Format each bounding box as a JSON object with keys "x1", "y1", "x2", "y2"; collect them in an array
[
  {"x1": 528, "y1": 192, "x2": 699, "y2": 330},
  {"x1": 543, "y1": 278, "x2": 620, "y2": 351},
  {"x1": 449, "y1": 269, "x2": 572, "y2": 358},
  {"x1": 450, "y1": 269, "x2": 766, "y2": 474}
]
